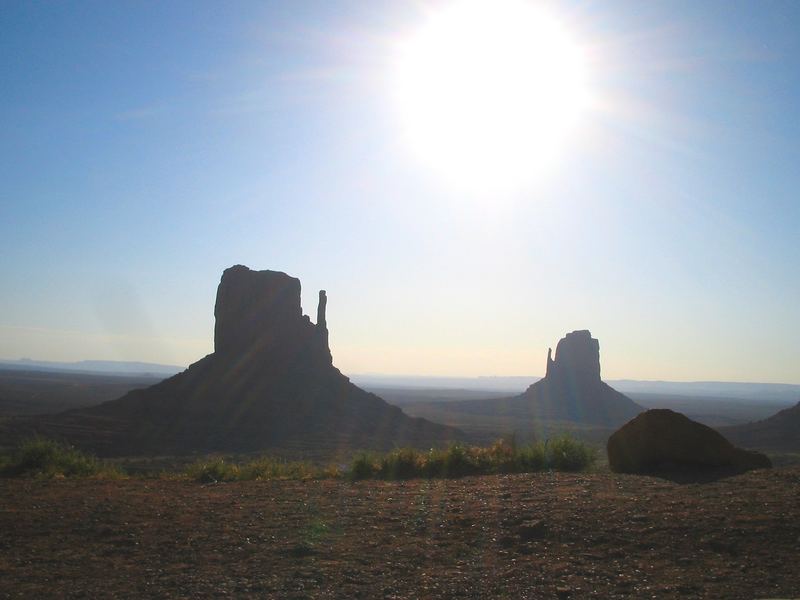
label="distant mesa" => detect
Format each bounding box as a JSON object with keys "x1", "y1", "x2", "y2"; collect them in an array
[
  {"x1": 608, "y1": 408, "x2": 771, "y2": 474},
  {"x1": 720, "y1": 400, "x2": 800, "y2": 453},
  {"x1": 13, "y1": 265, "x2": 461, "y2": 456},
  {"x1": 513, "y1": 330, "x2": 644, "y2": 425},
  {"x1": 546, "y1": 329, "x2": 601, "y2": 383},
  {"x1": 433, "y1": 330, "x2": 644, "y2": 428}
]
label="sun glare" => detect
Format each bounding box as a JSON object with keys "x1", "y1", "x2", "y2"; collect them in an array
[{"x1": 393, "y1": 0, "x2": 589, "y2": 191}]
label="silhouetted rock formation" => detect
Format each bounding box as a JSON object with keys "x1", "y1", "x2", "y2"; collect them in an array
[
  {"x1": 16, "y1": 265, "x2": 460, "y2": 456},
  {"x1": 508, "y1": 330, "x2": 643, "y2": 425},
  {"x1": 213, "y1": 266, "x2": 332, "y2": 371},
  {"x1": 429, "y1": 330, "x2": 643, "y2": 428},
  {"x1": 720, "y1": 400, "x2": 800, "y2": 453},
  {"x1": 608, "y1": 409, "x2": 771, "y2": 474},
  {"x1": 545, "y1": 330, "x2": 601, "y2": 383}
]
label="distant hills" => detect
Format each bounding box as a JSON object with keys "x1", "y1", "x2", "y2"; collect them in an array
[
  {"x1": 352, "y1": 374, "x2": 539, "y2": 393},
  {"x1": 0, "y1": 359, "x2": 184, "y2": 378},
  {"x1": 0, "y1": 369, "x2": 161, "y2": 418},
  {"x1": 720, "y1": 401, "x2": 800, "y2": 453},
  {"x1": 609, "y1": 380, "x2": 800, "y2": 403},
  {"x1": 353, "y1": 373, "x2": 800, "y2": 403},
  {"x1": 3, "y1": 360, "x2": 797, "y2": 403}
]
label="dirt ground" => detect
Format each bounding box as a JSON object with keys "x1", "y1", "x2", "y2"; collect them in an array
[{"x1": 1, "y1": 467, "x2": 799, "y2": 599}]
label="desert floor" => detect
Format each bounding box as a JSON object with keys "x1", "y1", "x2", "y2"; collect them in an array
[{"x1": 1, "y1": 467, "x2": 799, "y2": 599}]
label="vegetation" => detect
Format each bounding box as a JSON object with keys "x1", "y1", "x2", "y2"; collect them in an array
[
  {"x1": 0, "y1": 435, "x2": 595, "y2": 481},
  {"x1": 347, "y1": 436, "x2": 596, "y2": 480},
  {"x1": 185, "y1": 436, "x2": 595, "y2": 482},
  {"x1": 185, "y1": 456, "x2": 340, "y2": 483},
  {"x1": 0, "y1": 437, "x2": 122, "y2": 478},
  {"x1": 546, "y1": 435, "x2": 598, "y2": 471}
]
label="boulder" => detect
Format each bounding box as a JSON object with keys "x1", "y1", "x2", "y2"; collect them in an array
[{"x1": 607, "y1": 409, "x2": 771, "y2": 474}]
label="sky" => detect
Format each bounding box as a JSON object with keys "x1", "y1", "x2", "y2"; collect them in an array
[{"x1": 1, "y1": 1, "x2": 798, "y2": 383}]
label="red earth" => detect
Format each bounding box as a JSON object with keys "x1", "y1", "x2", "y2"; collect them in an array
[{"x1": 1, "y1": 467, "x2": 799, "y2": 599}]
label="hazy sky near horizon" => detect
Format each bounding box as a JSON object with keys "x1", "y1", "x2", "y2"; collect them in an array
[{"x1": 1, "y1": 1, "x2": 799, "y2": 383}]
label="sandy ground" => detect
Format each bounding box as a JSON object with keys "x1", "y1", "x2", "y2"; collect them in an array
[{"x1": 1, "y1": 467, "x2": 799, "y2": 599}]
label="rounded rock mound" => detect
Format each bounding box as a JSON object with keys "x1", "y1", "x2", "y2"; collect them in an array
[{"x1": 607, "y1": 409, "x2": 771, "y2": 474}]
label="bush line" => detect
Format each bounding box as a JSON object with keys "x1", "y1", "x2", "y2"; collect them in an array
[
  {"x1": 348, "y1": 436, "x2": 596, "y2": 481},
  {"x1": 0, "y1": 436, "x2": 596, "y2": 481}
]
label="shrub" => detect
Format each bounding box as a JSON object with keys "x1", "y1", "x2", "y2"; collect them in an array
[
  {"x1": 186, "y1": 457, "x2": 240, "y2": 483},
  {"x1": 442, "y1": 443, "x2": 475, "y2": 477},
  {"x1": 240, "y1": 457, "x2": 319, "y2": 481},
  {"x1": 421, "y1": 447, "x2": 446, "y2": 478},
  {"x1": 517, "y1": 443, "x2": 547, "y2": 472},
  {"x1": 378, "y1": 447, "x2": 424, "y2": 479},
  {"x1": 546, "y1": 435, "x2": 597, "y2": 471},
  {"x1": 317, "y1": 463, "x2": 343, "y2": 479},
  {"x1": 348, "y1": 452, "x2": 378, "y2": 480},
  {"x1": 2, "y1": 437, "x2": 120, "y2": 478},
  {"x1": 467, "y1": 438, "x2": 530, "y2": 474},
  {"x1": 0, "y1": 451, "x2": 11, "y2": 474},
  {"x1": 186, "y1": 455, "x2": 341, "y2": 482}
]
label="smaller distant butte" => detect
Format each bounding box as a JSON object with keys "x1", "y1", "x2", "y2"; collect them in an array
[{"x1": 438, "y1": 330, "x2": 644, "y2": 428}]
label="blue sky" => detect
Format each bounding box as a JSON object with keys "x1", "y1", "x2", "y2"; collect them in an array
[{"x1": 1, "y1": 1, "x2": 798, "y2": 383}]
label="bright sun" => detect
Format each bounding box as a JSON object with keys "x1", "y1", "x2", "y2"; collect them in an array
[{"x1": 393, "y1": 0, "x2": 589, "y2": 191}]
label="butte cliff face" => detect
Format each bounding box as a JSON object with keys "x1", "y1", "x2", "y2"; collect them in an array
[
  {"x1": 546, "y1": 330, "x2": 601, "y2": 384},
  {"x1": 23, "y1": 266, "x2": 460, "y2": 456},
  {"x1": 524, "y1": 330, "x2": 643, "y2": 425},
  {"x1": 213, "y1": 266, "x2": 332, "y2": 371},
  {"x1": 441, "y1": 330, "x2": 643, "y2": 428}
]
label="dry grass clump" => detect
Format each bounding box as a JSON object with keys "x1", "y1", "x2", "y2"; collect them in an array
[
  {"x1": 185, "y1": 456, "x2": 340, "y2": 483},
  {"x1": 348, "y1": 436, "x2": 596, "y2": 480},
  {"x1": 1, "y1": 437, "x2": 123, "y2": 479}
]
